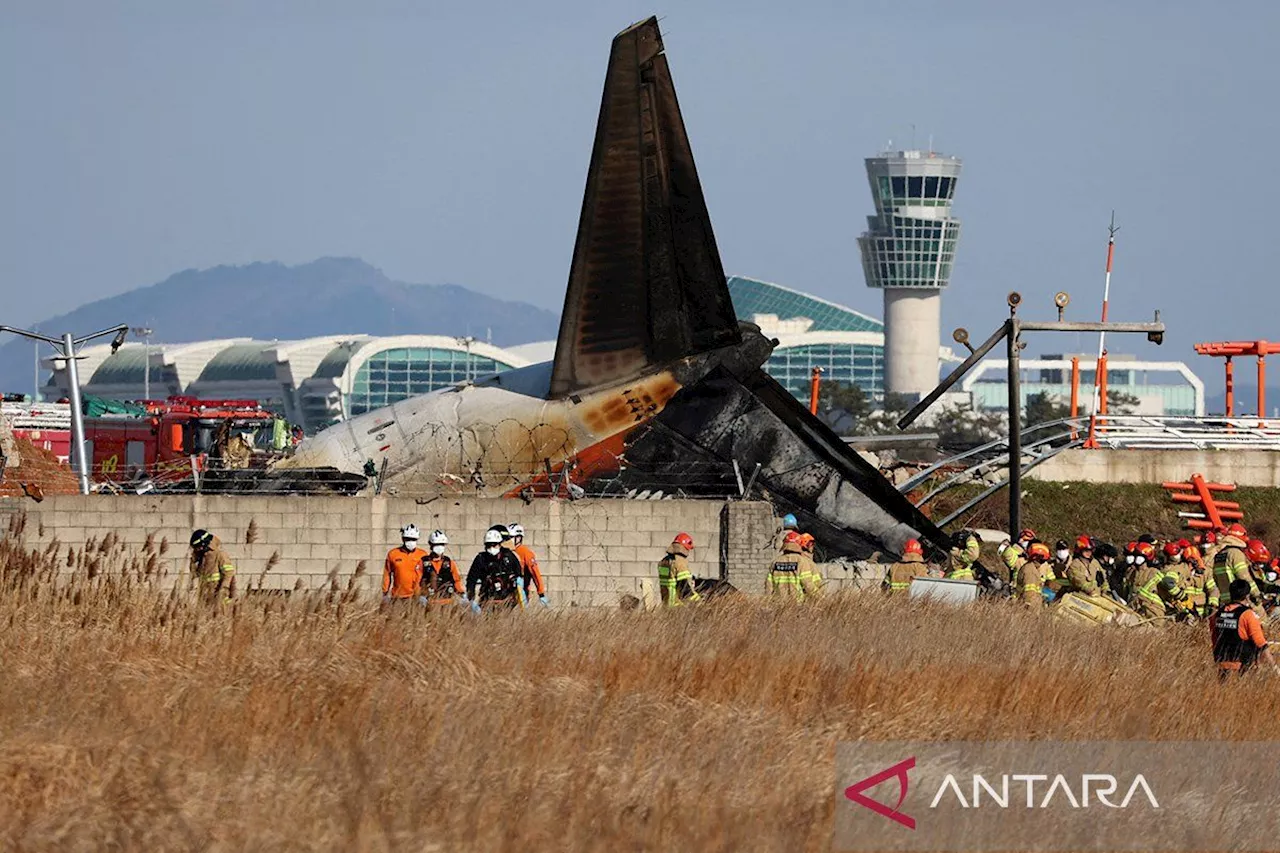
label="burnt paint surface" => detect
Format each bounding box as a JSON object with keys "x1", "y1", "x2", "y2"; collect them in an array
[{"x1": 569, "y1": 364, "x2": 947, "y2": 558}]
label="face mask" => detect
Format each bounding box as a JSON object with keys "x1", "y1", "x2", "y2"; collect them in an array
[
  {"x1": 1135, "y1": 556, "x2": 1146, "y2": 565},
  {"x1": 1125, "y1": 555, "x2": 1135, "y2": 565},
  {"x1": 1055, "y1": 549, "x2": 1069, "y2": 561},
  {"x1": 486, "y1": 546, "x2": 500, "y2": 556},
  {"x1": 403, "y1": 540, "x2": 418, "y2": 550},
  {"x1": 431, "y1": 544, "x2": 445, "y2": 555}
]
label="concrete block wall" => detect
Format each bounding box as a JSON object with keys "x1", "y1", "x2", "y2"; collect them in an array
[
  {"x1": 721, "y1": 501, "x2": 778, "y2": 594},
  {"x1": 0, "y1": 495, "x2": 769, "y2": 608},
  {"x1": 1029, "y1": 448, "x2": 1280, "y2": 487}
]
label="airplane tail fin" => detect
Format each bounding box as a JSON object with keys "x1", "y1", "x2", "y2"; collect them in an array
[{"x1": 549, "y1": 16, "x2": 741, "y2": 399}]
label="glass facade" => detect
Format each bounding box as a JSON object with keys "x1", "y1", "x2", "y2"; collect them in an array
[
  {"x1": 970, "y1": 381, "x2": 1198, "y2": 417},
  {"x1": 727, "y1": 276, "x2": 883, "y2": 332},
  {"x1": 348, "y1": 347, "x2": 515, "y2": 416},
  {"x1": 858, "y1": 152, "x2": 962, "y2": 291},
  {"x1": 766, "y1": 343, "x2": 884, "y2": 400}
]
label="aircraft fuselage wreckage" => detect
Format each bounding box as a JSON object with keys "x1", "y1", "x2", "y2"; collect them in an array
[{"x1": 279, "y1": 16, "x2": 945, "y2": 557}]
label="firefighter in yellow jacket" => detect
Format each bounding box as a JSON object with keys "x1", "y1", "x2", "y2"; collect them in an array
[
  {"x1": 947, "y1": 530, "x2": 980, "y2": 581},
  {"x1": 1212, "y1": 524, "x2": 1256, "y2": 600},
  {"x1": 1017, "y1": 541, "x2": 1052, "y2": 608},
  {"x1": 884, "y1": 538, "x2": 928, "y2": 595},
  {"x1": 768, "y1": 531, "x2": 810, "y2": 600},
  {"x1": 797, "y1": 532, "x2": 823, "y2": 597},
  {"x1": 657, "y1": 533, "x2": 700, "y2": 607},
  {"x1": 190, "y1": 528, "x2": 236, "y2": 603}
]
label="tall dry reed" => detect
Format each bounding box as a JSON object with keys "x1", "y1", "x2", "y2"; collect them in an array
[{"x1": 0, "y1": 520, "x2": 1271, "y2": 852}]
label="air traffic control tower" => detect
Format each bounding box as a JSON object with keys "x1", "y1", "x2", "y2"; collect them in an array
[{"x1": 857, "y1": 150, "x2": 961, "y2": 400}]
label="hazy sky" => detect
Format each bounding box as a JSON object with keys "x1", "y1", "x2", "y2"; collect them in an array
[{"x1": 3, "y1": 1, "x2": 1278, "y2": 381}]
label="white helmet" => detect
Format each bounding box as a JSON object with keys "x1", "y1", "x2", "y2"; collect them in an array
[
  {"x1": 508, "y1": 523, "x2": 524, "y2": 538},
  {"x1": 427, "y1": 529, "x2": 448, "y2": 546},
  {"x1": 400, "y1": 523, "x2": 420, "y2": 541},
  {"x1": 483, "y1": 529, "x2": 504, "y2": 545}
]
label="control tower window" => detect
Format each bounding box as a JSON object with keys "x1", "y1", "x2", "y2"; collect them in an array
[
  {"x1": 924, "y1": 176, "x2": 939, "y2": 198},
  {"x1": 891, "y1": 176, "x2": 906, "y2": 198},
  {"x1": 907, "y1": 176, "x2": 923, "y2": 198},
  {"x1": 939, "y1": 177, "x2": 953, "y2": 199}
]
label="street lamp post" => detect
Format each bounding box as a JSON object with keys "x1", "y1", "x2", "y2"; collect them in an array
[
  {"x1": 0, "y1": 323, "x2": 129, "y2": 495},
  {"x1": 896, "y1": 292, "x2": 1164, "y2": 539},
  {"x1": 131, "y1": 326, "x2": 153, "y2": 400}
]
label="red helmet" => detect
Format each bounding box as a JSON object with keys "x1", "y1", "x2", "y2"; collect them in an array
[
  {"x1": 1124, "y1": 541, "x2": 1138, "y2": 555},
  {"x1": 1075, "y1": 535, "x2": 1093, "y2": 551},
  {"x1": 1018, "y1": 528, "x2": 1037, "y2": 542},
  {"x1": 903, "y1": 538, "x2": 923, "y2": 556},
  {"x1": 1202, "y1": 531, "x2": 1218, "y2": 545},
  {"x1": 798, "y1": 533, "x2": 815, "y2": 551},
  {"x1": 673, "y1": 533, "x2": 694, "y2": 550},
  {"x1": 1162, "y1": 541, "x2": 1182, "y2": 558},
  {"x1": 783, "y1": 530, "x2": 803, "y2": 546},
  {"x1": 1136, "y1": 542, "x2": 1158, "y2": 562},
  {"x1": 1175, "y1": 538, "x2": 1191, "y2": 550},
  {"x1": 1244, "y1": 539, "x2": 1270, "y2": 564},
  {"x1": 1027, "y1": 542, "x2": 1052, "y2": 562},
  {"x1": 1226, "y1": 523, "x2": 1248, "y2": 539}
]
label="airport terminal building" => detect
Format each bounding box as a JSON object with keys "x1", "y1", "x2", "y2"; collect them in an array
[{"x1": 41, "y1": 277, "x2": 1200, "y2": 431}]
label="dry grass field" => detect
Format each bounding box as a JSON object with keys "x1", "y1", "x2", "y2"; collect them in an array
[{"x1": 1, "y1": 517, "x2": 1274, "y2": 852}]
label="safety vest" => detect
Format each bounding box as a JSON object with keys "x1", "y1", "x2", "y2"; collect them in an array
[
  {"x1": 658, "y1": 553, "x2": 699, "y2": 606},
  {"x1": 769, "y1": 555, "x2": 805, "y2": 600},
  {"x1": 426, "y1": 555, "x2": 460, "y2": 599},
  {"x1": 948, "y1": 535, "x2": 979, "y2": 580},
  {"x1": 1214, "y1": 546, "x2": 1257, "y2": 597},
  {"x1": 1212, "y1": 602, "x2": 1261, "y2": 674}
]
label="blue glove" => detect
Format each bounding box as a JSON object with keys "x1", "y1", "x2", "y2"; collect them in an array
[
  {"x1": 381, "y1": 594, "x2": 391, "y2": 604},
  {"x1": 417, "y1": 596, "x2": 428, "y2": 607},
  {"x1": 538, "y1": 595, "x2": 550, "y2": 607},
  {"x1": 470, "y1": 599, "x2": 482, "y2": 614}
]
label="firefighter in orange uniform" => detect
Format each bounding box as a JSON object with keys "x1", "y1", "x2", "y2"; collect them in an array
[
  {"x1": 508, "y1": 522, "x2": 549, "y2": 607},
  {"x1": 383, "y1": 523, "x2": 427, "y2": 604},
  {"x1": 1210, "y1": 579, "x2": 1278, "y2": 678}
]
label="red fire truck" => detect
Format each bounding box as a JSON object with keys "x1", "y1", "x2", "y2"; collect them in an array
[{"x1": 84, "y1": 397, "x2": 286, "y2": 487}]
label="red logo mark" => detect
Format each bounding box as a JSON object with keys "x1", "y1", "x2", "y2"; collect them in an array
[{"x1": 844, "y1": 756, "x2": 916, "y2": 830}]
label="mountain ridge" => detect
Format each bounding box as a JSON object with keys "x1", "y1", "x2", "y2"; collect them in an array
[{"x1": 0, "y1": 258, "x2": 561, "y2": 393}]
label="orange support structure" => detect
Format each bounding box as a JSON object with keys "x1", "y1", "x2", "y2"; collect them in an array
[
  {"x1": 1098, "y1": 353, "x2": 1109, "y2": 416},
  {"x1": 1225, "y1": 357, "x2": 1234, "y2": 416},
  {"x1": 1194, "y1": 340, "x2": 1280, "y2": 418},
  {"x1": 1163, "y1": 473, "x2": 1241, "y2": 532},
  {"x1": 808, "y1": 367, "x2": 822, "y2": 415}
]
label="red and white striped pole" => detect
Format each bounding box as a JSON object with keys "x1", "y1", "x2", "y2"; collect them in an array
[{"x1": 1084, "y1": 213, "x2": 1118, "y2": 448}]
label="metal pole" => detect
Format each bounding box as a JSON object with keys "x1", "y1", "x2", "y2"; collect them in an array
[
  {"x1": 808, "y1": 367, "x2": 822, "y2": 415},
  {"x1": 1006, "y1": 318, "x2": 1022, "y2": 540},
  {"x1": 33, "y1": 340, "x2": 40, "y2": 402},
  {"x1": 144, "y1": 333, "x2": 151, "y2": 400},
  {"x1": 1257, "y1": 348, "x2": 1266, "y2": 426},
  {"x1": 63, "y1": 333, "x2": 91, "y2": 495},
  {"x1": 1225, "y1": 357, "x2": 1234, "y2": 417}
]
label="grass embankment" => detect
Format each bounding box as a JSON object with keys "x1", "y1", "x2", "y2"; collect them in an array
[
  {"x1": 927, "y1": 481, "x2": 1280, "y2": 542},
  {"x1": 1, "y1": 517, "x2": 1273, "y2": 851}
]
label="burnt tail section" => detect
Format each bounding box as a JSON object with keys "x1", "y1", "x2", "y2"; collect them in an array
[{"x1": 550, "y1": 16, "x2": 740, "y2": 398}]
